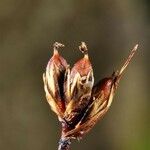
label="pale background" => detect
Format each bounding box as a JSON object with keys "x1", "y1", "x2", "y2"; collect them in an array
[{"x1": 0, "y1": 0, "x2": 149, "y2": 150}]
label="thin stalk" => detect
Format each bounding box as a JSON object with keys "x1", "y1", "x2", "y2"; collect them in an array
[
  {"x1": 58, "y1": 121, "x2": 72, "y2": 150},
  {"x1": 58, "y1": 136, "x2": 71, "y2": 150}
]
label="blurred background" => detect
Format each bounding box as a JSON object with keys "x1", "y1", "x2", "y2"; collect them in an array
[{"x1": 0, "y1": 0, "x2": 149, "y2": 150}]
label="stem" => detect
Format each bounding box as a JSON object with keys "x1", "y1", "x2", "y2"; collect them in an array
[
  {"x1": 58, "y1": 137, "x2": 71, "y2": 150},
  {"x1": 58, "y1": 120, "x2": 71, "y2": 150}
]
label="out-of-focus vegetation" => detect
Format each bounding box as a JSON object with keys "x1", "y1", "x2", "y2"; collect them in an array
[{"x1": 0, "y1": 0, "x2": 149, "y2": 150}]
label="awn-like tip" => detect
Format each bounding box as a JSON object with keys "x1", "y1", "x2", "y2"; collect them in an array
[
  {"x1": 53, "y1": 42, "x2": 65, "y2": 54},
  {"x1": 79, "y1": 42, "x2": 89, "y2": 59}
]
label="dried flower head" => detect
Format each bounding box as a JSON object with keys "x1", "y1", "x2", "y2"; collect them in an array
[{"x1": 43, "y1": 42, "x2": 138, "y2": 150}]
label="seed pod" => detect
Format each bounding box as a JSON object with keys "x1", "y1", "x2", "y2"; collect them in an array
[
  {"x1": 43, "y1": 43, "x2": 138, "y2": 149},
  {"x1": 43, "y1": 42, "x2": 68, "y2": 117},
  {"x1": 64, "y1": 44, "x2": 138, "y2": 139},
  {"x1": 64, "y1": 42, "x2": 94, "y2": 127}
]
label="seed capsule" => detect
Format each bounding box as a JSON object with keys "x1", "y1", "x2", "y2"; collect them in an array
[
  {"x1": 43, "y1": 42, "x2": 68, "y2": 117},
  {"x1": 64, "y1": 44, "x2": 138, "y2": 138},
  {"x1": 43, "y1": 42, "x2": 138, "y2": 142},
  {"x1": 64, "y1": 42, "x2": 94, "y2": 127}
]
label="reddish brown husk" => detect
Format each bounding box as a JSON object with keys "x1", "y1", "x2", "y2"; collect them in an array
[
  {"x1": 64, "y1": 45, "x2": 94, "y2": 127},
  {"x1": 43, "y1": 42, "x2": 138, "y2": 149},
  {"x1": 43, "y1": 42, "x2": 68, "y2": 118}
]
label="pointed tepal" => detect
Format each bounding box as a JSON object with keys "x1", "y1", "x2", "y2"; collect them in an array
[
  {"x1": 64, "y1": 42, "x2": 94, "y2": 127},
  {"x1": 43, "y1": 42, "x2": 68, "y2": 118}
]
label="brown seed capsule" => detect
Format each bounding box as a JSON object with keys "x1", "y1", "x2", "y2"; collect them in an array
[
  {"x1": 43, "y1": 43, "x2": 138, "y2": 149},
  {"x1": 64, "y1": 42, "x2": 94, "y2": 127},
  {"x1": 64, "y1": 44, "x2": 138, "y2": 139},
  {"x1": 43, "y1": 42, "x2": 68, "y2": 117}
]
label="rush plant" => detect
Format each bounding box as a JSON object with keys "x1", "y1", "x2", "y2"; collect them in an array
[{"x1": 43, "y1": 42, "x2": 138, "y2": 150}]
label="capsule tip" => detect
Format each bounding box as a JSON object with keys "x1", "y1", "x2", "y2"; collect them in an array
[
  {"x1": 79, "y1": 42, "x2": 89, "y2": 58},
  {"x1": 112, "y1": 43, "x2": 139, "y2": 85},
  {"x1": 53, "y1": 42, "x2": 65, "y2": 55},
  {"x1": 119, "y1": 44, "x2": 138, "y2": 75},
  {"x1": 134, "y1": 44, "x2": 139, "y2": 50}
]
